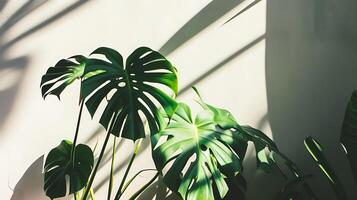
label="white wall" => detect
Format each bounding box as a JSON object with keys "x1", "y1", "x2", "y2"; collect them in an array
[{"x1": 0, "y1": 0, "x2": 356, "y2": 200}]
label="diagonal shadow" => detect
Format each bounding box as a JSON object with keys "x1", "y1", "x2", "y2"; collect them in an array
[
  {"x1": 1, "y1": 0, "x2": 89, "y2": 52},
  {"x1": 178, "y1": 34, "x2": 265, "y2": 96},
  {"x1": 159, "y1": 0, "x2": 244, "y2": 56},
  {"x1": 0, "y1": 0, "x2": 89, "y2": 138},
  {"x1": 0, "y1": 0, "x2": 48, "y2": 37},
  {"x1": 222, "y1": 0, "x2": 262, "y2": 26},
  {"x1": 2, "y1": 1, "x2": 91, "y2": 198}
]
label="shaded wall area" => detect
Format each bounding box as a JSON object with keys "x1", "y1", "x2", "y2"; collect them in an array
[{"x1": 266, "y1": 0, "x2": 357, "y2": 199}]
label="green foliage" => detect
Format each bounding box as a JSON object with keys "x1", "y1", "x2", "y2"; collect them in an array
[
  {"x1": 43, "y1": 140, "x2": 94, "y2": 199},
  {"x1": 40, "y1": 45, "x2": 335, "y2": 200},
  {"x1": 152, "y1": 103, "x2": 242, "y2": 200},
  {"x1": 82, "y1": 47, "x2": 178, "y2": 141},
  {"x1": 151, "y1": 90, "x2": 306, "y2": 200},
  {"x1": 40, "y1": 46, "x2": 179, "y2": 200},
  {"x1": 341, "y1": 90, "x2": 357, "y2": 183}
]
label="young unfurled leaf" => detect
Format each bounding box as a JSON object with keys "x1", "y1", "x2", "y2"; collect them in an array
[
  {"x1": 44, "y1": 140, "x2": 94, "y2": 199},
  {"x1": 152, "y1": 103, "x2": 242, "y2": 200},
  {"x1": 82, "y1": 47, "x2": 178, "y2": 141}
]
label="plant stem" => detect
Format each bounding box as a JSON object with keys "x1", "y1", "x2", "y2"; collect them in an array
[
  {"x1": 120, "y1": 169, "x2": 157, "y2": 197},
  {"x1": 128, "y1": 172, "x2": 159, "y2": 200},
  {"x1": 75, "y1": 192, "x2": 79, "y2": 200},
  {"x1": 114, "y1": 140, "x2": 142, "y2": 200},
  {"x1": 90, "y1": 188, "x2": 95, "y2": 200},
  {"x1": 70, "y1": 99, "x2": 85, "y2": 164},
  {"x1": 81, "y1": 122, "x2": 113, "y2": 200},
  {"x1": 107, "y1": 137, "x2": 117, "y2": 200}
]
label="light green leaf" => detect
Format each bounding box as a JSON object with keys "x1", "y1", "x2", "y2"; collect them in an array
[
  {"x1": 152, "y1": 103, "x2": 242, "y2": 200},
  {"x1": 193, "y1": 86, "x2": 238, "y2": 129}
]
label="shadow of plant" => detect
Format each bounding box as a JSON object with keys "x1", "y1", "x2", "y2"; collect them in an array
[{"x1": 0, "y1": 0, "x2": 89, "y2": 138}]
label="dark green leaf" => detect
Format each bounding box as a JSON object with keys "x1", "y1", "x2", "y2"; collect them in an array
[
  {"x1": 44, "y1": 140, "x2": 94, "y2": 199},
  {"x1": 304, "y1": 136, "x2": 348, "y2": 200},
  {"x1": 82, "y1": 47, "x2": 178, "y2": 141},
  {"x1": 340, "y1": 90, "x2": 357, "y2": 183},
  {"x1": 152, "y1": 103, "x2": 242, "y2": 200}
]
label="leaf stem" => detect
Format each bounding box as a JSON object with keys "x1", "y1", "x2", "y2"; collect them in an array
[
  {"x1": 120, "y1": 169, "x2": 157, "y2": 197},
  {"x1": 74, "y1": 192, "x2": 79, "y2": 200},
  {"x1": 114, "y1": 139, "x2": 142, "y2": 200},
  {"x1": 90, "y1": 188, "x2": 95, "y2": 200},
  {"x1": 128, "y1": 172, "x2": 159, "y2": 200},
  {"x1": 70, "y1": 99, "x2": 85, "y2": 164},
  {"x1": 81, "y1": 122, "x2": 113, "y2": 200},
  {"x1": 107, "y1": 137, "x2": 117, "y2": 200}
]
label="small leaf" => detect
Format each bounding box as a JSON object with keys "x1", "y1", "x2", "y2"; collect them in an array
[
  {"x1": 193, "y1": 86, "x2": 238, "y2": 129},
  {"x1": 44, "y1": 140, "x2": 94, "y2": 199},
  {"x1": 240, "y1": 126, "x2": 281, "y2": 172},
  {"x1": 41, "y1": 57, "x2": 85, "y2": 99}
]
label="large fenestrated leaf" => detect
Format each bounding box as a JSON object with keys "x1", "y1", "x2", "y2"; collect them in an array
[
  {"x1": 40, "y1": 56, "x2": 87, "y2": 99},
  {"x1": 82, "y1": 47, "x2": 178, "y2": 141},
  {"x1": 152, "y1": 103, "x2": 242, "y2": 200},
  {"x1": 340, "y1": 90, "x2": 357, "y2": 183},
  {"x1": 44, "y1": 140, "x2": 94, "y2": 199}
]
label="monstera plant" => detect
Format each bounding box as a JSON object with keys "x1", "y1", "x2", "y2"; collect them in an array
[
  {"x1": 41, "y1": 46, "x2": 177, "y2": 200},
  {"x1": 41, "y1": 46, "x2": 306, "y2": 200},
  {"x1": 151, "y1": 89, "x2": 311, "y2": 200}
]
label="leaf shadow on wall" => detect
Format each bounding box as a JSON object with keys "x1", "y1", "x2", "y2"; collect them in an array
[
  {"x1": 2, "y1": 0, "x2": 89, "y2": 198},
  {"x1": 159, "y1": 0, "x2": 244, "y2": 56},
  {"x1": 0, "y1": 0, "x2": 89, "y2": 138}
]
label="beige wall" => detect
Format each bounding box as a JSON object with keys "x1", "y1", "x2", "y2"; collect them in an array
[{"x1": 0, "y1": 0, "x2": 356, "y2": 200}]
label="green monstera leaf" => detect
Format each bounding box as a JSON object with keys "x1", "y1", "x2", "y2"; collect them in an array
[
  {"x1": 82, "y1": 47, "x2": 178, "y2": 141},
  {"x1": 341, "y1": 90, "x2": 357, "y2": 183},
  {"x1": 152, "y1": 103, "x2": 242, "y2": 200},
  {"x1": 40, "y1": 56, "x2": 87, "y2": 99},
  {"x1": 44, "y1": 140, "x2": 94, "y2": 199}
]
